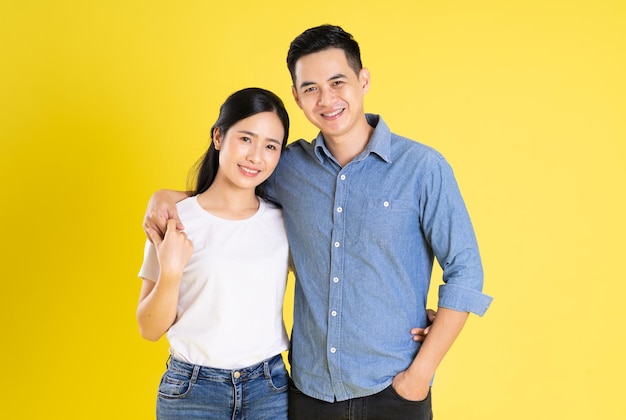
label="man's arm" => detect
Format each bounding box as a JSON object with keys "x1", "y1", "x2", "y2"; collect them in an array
[
  {"x1": 392, "y1": 156, "x2": 492, "y2": 399},
  {"x1": 143, "y1": 189, "x2": 189, "y2": 239},
  {"x1": 392, "y1": 307, "x2": 468, "y2": 400}
]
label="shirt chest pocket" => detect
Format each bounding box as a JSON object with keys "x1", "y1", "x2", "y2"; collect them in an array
[{"x1": 345, "y1": 198, "x2": 416, "y2": 245}]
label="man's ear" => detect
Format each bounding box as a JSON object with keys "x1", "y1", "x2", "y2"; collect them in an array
[
  {"x1": 360, "y1": 68, "x2": 371, "y2": 94},
  {"x1": 291, "y1": 85, "x2": 303, "y2": 109}
]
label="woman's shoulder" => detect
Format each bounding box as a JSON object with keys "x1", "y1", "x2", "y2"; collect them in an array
[
  {"x1": 258, "y1": 197, "x2": 284, "y2": 221},
  {"x1": 176, "y1": 195, "x2": 199, "y2": 212},
  {"x1": 259, "y1": 197, "x2": 282, "y2": 212}
]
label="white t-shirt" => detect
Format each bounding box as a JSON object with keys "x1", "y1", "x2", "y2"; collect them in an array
[{"x1": 138, "y1": 196, "x2": 290, "y2": 369}]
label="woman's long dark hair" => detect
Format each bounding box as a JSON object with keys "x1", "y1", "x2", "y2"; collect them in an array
[{"x1": 188, "y1": 88, "x2": 290, "y2": 198}]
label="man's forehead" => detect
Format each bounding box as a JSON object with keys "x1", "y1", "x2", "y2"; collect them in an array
[{"x1": 294, "y1": 49, "x2": 352, "y2": 80}]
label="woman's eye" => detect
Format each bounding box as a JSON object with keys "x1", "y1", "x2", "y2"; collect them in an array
[{"x1": 241, "y1": 136, "x2": 251, "y2": 142}]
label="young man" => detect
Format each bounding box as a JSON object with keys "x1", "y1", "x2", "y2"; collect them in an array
[{"x1": 145, "y1": 25, "x2": 492, "y2": 419}]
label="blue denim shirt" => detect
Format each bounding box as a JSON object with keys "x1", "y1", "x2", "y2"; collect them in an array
[{"x1": 265, "y1": 114, "x2": 492, "y2": 402}]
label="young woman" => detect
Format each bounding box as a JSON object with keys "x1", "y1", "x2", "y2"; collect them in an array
[{"x1": 136, "y1": 87, "x2": 291, "y2": 420}]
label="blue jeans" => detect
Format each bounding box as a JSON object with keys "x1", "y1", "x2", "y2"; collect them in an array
[{"x1": 156, "y1": 354, "x2": 288, "y2": 420}]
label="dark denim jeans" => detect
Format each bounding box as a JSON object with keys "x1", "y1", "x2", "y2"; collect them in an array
[
  {"x1": 156, "y1": 354, "x2": 288, "y2": 419},
  {"x1": 289, "y1": 380, "x2": 432, "y2": 420}
]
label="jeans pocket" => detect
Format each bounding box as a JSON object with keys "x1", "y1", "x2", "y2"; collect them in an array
[
  {"x1": 267, "y1": 357, "x2": 289, "y2": 391},
  {"x1": 387, "y1": 384, "x2": 431, "y2": 404},
  {"x1": 157, "y1": 370, "x2": 194, "y2": 399}
]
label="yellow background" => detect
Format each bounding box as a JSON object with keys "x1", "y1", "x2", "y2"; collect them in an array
[{"x1": 1, "y1": 1, "x2": 624, "y2": 418}]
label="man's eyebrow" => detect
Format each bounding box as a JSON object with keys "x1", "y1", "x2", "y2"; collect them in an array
[
  {"x1": 298, "y1": 81, "x2": 315, "y2": 90},
  {"x1": 298, "y1": 74, "x2": 347, "y2": 90},
  {"x1": 328, "y1": 73, "x2": 347, "y2": 81}
]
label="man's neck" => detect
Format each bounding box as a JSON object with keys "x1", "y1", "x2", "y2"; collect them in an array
[{"x1": 322, "y1": 117, "x2": 374, "y2": 167}]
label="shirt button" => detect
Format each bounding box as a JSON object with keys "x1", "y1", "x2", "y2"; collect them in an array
[
  {"x1": 383, "y1": 201, "x2": 390, "y2": 207},
  {"x1": 337, "y1": 207, "x2": 342, "y2": 213},
  {"x1": 233, "y1": 371, "x2": 241, "y2": 379},
  {"x1": 331, "y1": 310, "x2": 337, "y2": 317},
  {"x1": 340, "y1": 175, "x2": 346, "y2": 180},
  {"x1": 330, "y1": 347, "x2": 337, "y2": 353},
  {"x1": 333, "y1": 277, "x2": 339, "y2": 283},
  {"x1": 334, "y1": 242, "x2": 340, "y2": 248}
]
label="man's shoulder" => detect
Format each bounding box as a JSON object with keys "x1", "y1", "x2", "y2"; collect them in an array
[
  {"x1": 389, "y1": 132, "x2": 444, "y2": 163},
  {"x1": 372, "y1": 114, "x2": 443, "y2": 160},
  {"x1": 285, "y1": 138, "x2": 315, "y2": 152},
  {"x1": 281, "y1": 138, "x2": 316, "y2": 163}
]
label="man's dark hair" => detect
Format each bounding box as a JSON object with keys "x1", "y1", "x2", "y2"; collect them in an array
[{"x1": 286, "y1": 24, "x2": 362, "y2": 84}]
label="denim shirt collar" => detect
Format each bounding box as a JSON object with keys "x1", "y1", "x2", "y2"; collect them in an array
[{"x1": 313, "y1": 114, "x2": 392, "y2": 165}]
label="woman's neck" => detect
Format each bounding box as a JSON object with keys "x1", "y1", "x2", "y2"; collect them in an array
[{"x1": 196, "y1": 182, "x2": 259, "y2": 220}]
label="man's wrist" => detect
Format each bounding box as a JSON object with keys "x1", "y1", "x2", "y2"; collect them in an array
[{"x1": 406, "y1": 361, "x2": 435, "y2": 385}]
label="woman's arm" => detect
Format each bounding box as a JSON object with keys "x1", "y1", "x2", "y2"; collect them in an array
[
  {"x1": 136, "y1": 219, "x2": 193, "y2": 341},
  {"x1": 410, "y1": 309, "x2": 437, "y2": 342}
]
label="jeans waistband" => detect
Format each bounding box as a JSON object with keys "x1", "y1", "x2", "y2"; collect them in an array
[{"x1": 166, "y1": 354, "x2": 283, "y2": 382}]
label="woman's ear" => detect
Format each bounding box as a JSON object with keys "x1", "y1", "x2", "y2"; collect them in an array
[{"x1": 213, "y1": 127, "x2": 222, "y2": 150}]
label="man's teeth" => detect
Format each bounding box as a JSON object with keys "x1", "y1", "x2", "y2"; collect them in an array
[{"x1": 323, "y1": 109, "x2": 342, "y2": 117}]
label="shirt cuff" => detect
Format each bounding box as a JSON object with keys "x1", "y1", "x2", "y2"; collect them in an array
[{"x1": 438, "y1": 284, "x2": 493, "y2": 316}]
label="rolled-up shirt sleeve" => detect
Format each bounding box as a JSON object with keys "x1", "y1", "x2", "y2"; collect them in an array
[
  {"x1": 421, "y1": 155, "x2": 493, "y2": 316},
  {"x1": 438, "y1": 283, "x2": 493, "y2": 316}
]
